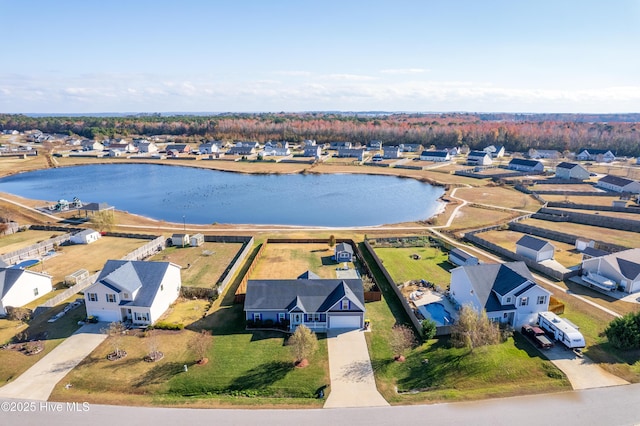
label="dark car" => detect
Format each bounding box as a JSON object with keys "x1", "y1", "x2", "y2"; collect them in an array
[{"x1": 522, "y1": 325, "x2": 554, "y2": 349}]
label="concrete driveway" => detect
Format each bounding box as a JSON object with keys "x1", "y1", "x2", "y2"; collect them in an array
[
  {"x1": 324, "y1": 329, "x2": 389, "y2": 408},
  {"x1": 0, "y1": 322, "x2": 107, "y2": 400},
  {"x1": 543, "y1": 345, "x2": 629, "y2": 390}
]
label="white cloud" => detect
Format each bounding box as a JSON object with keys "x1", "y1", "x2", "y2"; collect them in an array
[{"x1": 380, "y1": 68, "x2": 429, "y2": 75}]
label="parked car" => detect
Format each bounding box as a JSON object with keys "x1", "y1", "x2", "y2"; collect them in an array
[{"x1": 522, "y1": 325, "x2": 554, "y2": 349}]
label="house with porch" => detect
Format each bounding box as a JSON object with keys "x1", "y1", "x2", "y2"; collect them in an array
[
  {"x1": 334, "y1": 242, "x2": 354, "y2": 262},
  {"x1": 449, "y1": 261, "x2": 551, "y2": 328},
  {"x1": 244, "y1": 278, "x2": 365, "y2": 331},
  {"x1": 0, "y1": 268, "x2": 53, "y2": 315},
  {"x1": 84, "y1": 260, "x2": 181, "y2": 325}
]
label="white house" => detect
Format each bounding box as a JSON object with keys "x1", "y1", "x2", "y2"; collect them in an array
[
  {"x1": 138, "y1": 142, "x2": 159, "y2": 153},
  {"x1": 449, "y1": 262, "x2": 551, "y2": 327},
  {"x1": 262, "y1": 146, "x2": 291, "y2": 157},
  {"x1": 529, "y1": 149, "x2": 561, "y2": 159},
  {"x1": 0, "y1": 268, "x2": 53, "y2": 315},
  {"x1": 596, "y1": 175, "x2": 640, "y2": 193},
  {"x1": 70, "y1": 229, "x2": 101, "y2": 245},
  {"x1": 448, "y1": 248, "x2": 479, "y2": 266},
  {"x1": 581, "y1": 248, "x2": 640, "y2": 293},
  {"x1": 507, "y1": 158, "x2": 544, "y2": 173},
  {"x1": 198, "y1": 142, "x2": 221, "y2": 154},
  {"x1": 420, "y1": 151, "x2": 451, "y2": 162},
  {"x1": 336, "y1": 148, "x2": 365, "y2": 161},
  {"x1": 516, "y1": 235, "x2": 555, "y2": 262},
  {"x1": 555, "y1": 162, "x2": 590, "y2": 180},
  {"x1": 576, "y1": 149, "x2": 616, "y2": 162},
  {"x1": 467, "y1": 151, "x2": 493, "y2": 166},
  {"x1": 81, "y1": 140, "x2": 104, "y2": 151},
  {"x1": 84, "y1": 260, "x2": 181, "y2": 325},
  {"x1": 484, "y1": 145, "x2": 505, "y2": 158},
  {"x1": 303, "y1": 146, "x2": 322, "y2": 158},
  {"x1": 383, "y1": 146, "x2": 402, "y2": 159},
  {"x1": 334, "y1": 242, "x2": 354, "y2": 262},
  {"x1": 171, "y1": 233, "x2": 189, "y2": 247}
]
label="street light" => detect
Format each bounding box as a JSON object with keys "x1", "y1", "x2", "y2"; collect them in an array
[{"x1": 182, "y1": 215, "x2": 186, "y2": 232}]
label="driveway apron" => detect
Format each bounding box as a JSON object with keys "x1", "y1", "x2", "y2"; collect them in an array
[
  {"x1": 324, "y1": 329, "x2": 389, "y2": 408},
  {"x1": 544, "y1": 346, "x2": 629, "y2": 390},
  {"x1": 0, "y1": 322, "x2": 107, "y2": 400}
]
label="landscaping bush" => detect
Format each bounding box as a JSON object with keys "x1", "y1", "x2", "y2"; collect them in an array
[
  {"x1": 605, "y1": 311, "x2": 640, "y2": 350},
  {"x1": 181, "y1": 287, "x2": 217, "y2": 300},
  {"x1": 152, "y1": 321, "x2": 185, "y2": 331},
  {"x1": 421, "y1": 318, "x2": 437, "y2": 340},
  {"x1": 264, "y1": 319, "x2": 274, "y2": 327},
  {"x1": 6, "y1": 306, "x2": 32, "y2": 323}
]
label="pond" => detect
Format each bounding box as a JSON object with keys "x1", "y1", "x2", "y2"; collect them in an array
[{"x1": 0, "y1": 164, "x2": 445, "y2": 227}]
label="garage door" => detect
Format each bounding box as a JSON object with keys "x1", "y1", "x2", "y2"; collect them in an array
[{"x1": 329, "y1": 315, "x2": 361, "y2": 329}]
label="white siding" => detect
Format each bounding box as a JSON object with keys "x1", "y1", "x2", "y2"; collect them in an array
[
  {"x1": 146, "y1": 265, "x2": 181, "y2": 323},
  {"x1": 1, "y1": 271, "x2": 52, "y2": 315}
]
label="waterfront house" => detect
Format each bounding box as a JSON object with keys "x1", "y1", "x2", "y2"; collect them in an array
[{"x1": 420, "y1": 151, "x2": 451, "y2": 162}]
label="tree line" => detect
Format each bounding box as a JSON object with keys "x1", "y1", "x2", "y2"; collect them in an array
[{"x1": 1, "y1": 112, "x2": 639, "y2": 156}]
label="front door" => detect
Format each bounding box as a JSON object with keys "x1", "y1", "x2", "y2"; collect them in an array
[{"x1": 292, "y1": 313, "x2": 302, "y2": 327}]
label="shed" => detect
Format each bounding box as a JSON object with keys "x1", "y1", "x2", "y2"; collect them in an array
[
  {"x1": 516, "y1": 235, "x2": 555, "y2": 262},
  {"x1": 190, "y1": 233, "x2": 204, "y2": 247},
  {"x1": 64, "y1": 269, "x2": 90, "y2": 286},
  {"x1": 70, "y1": 229, "x2": 101, "y2": 245},
  {"x1": 334, "y1": 242, "x2": 354, "y2": 262},
  {"x1": 171, "y1": 233, "x2": 189, "y2": 247},
  {"x1": 448, "y1": 247, "x2": 479, "y2": 266}
]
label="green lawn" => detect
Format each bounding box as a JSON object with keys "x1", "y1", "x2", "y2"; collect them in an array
[{"x1": 374, "y1": 246, "x2": 452, "y2": 287}]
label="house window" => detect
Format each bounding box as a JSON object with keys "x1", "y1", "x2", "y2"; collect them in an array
[
  {"x1": 314, "y1": 313, "x2": 321, "y2": 322},
  {"x1": 123, "y1": 293, "x2": 129, "y2": 300},
  {"x1": 135, "y1": 312, "x2": 149, "y2": 322},
  {"x1": 537, "y1": 295, "x2": 547, "y2": 305},
  {"x1": 160, "y1": 284, "x2": 164, "y2": 291},
  {"x1": 278, "y1": 313, "x2": 285, "y2": 323},
  {"x1": 506, "y1": 297, "x2": 511, "y2": 304},
  {"x1": 341, "y1": 300, "x2": 349, "y2": 310},
  {"x1": 253, "y1": 313, "x2": 262, "y2": 322},
  {"x1": 33, "y1": 288, "x2": 39, "y2": 297},
  {"x1": 520, "y1": 297, "x2": 529, "y2": 307},
  {"x1": 87, "y1": 293, "x2": 98, "y2": 302},
  {"x1": 106, "y1": 294, "x2": 116, "y2": 303}
]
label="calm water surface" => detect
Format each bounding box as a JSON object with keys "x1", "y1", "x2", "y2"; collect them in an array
[{"x1": 0, "y1": 164, "x2": 444, "y2": 226}]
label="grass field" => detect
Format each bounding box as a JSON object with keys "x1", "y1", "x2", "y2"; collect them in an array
[
  {"x1": 148, "y1": 242, "x2": 243, "y2": 288},
  {"x1": 447, "y1": 205, "x2": 521, "y2": 233},
  {"x1": 538, "y1": 194, "x2": 625, "y2": 206},
  {"x1": 522, "y1": 218, "x2": 639, "y2": 248},
  {"x1": 250, "y1": 243, "x2": 352, "y2": 279},
  {"x1": 529, "y1": 183, "x2": 602, "y2": 193},
  {"x1": 0, "y1": 229, "x2": 63, "y2": 254},
  {"x1": 374, "y1": 246, "x2": 452, "y2": 287},
  {"x1": 454, "y1": 186, "x2": 543, "y2": 212},
  {"x1": 476, "y1": 230, "x2": 583, "y2": 268}
]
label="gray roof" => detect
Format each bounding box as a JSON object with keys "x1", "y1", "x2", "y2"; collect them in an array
[
  {"x1": 335, "y1": 242, "x2": 354, "y2": 254},
  {"x1": 458, "y1": 262, "x2": 536, "y2": 310},
  {"x1": 556, "y1": 162, "x2": 580, "y2": 170},
  {"x1": 80, "y1": 202, "x2": 112, "y2": 212},
  {"x1": 468, "y1": 151, "x2": 489, "y2": 158},
  {"x1": 599, "y1": 174, "x2": 635, "y2": 187},
  {"x1": 244, "y1": 279, "x2": 365, "y2": 313},
  {"x1": 516, "y1": 235, "x2": 553, "y2": 252},
  {"x1": 95, "y1": 260, "x2": 175, "y2": 308},
  {"x1": 582, "y1": 247, "x2": 609, "y2": 258},
  {"x1": 297, "y1": 270, "x2": 320, "y2": 280},
  {"x1": 579, "y1": 148, "x2": 612, "y2": 155},
  {"x1": 73, "y1": 228, "x2": 98, "y2": 238},
  {"x1": 421, "y1": 151, "x2": 448, "y2": 157},
  {"x1": 450, "y1": 247, "x2": 476, "y2": 261},
  {"x1": 509, "y1": 158, "x2": 542, "y2": 168},
  {"x1": 0, "y1": 268, "x2": 24, "y2": 298}
]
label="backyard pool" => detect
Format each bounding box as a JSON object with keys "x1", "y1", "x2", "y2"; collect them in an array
[
  {"x1": 11, "y1": 259, "x2": 40, "y2": 269},
  {"x1": 419, "y1": 302, "x2": 454, "y2": 326}
]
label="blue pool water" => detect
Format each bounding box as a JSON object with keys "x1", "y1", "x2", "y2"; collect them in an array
[
  {"x1": 11, "y1": 259, "x2": 40, "y2": 269},
  {"x1": 419, "y1": 302, "x2": 454, "y2": 325}
]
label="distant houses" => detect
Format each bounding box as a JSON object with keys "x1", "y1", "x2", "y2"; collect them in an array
[
  {"x1": 467, "y1": 151, "x2": 493, "y2": 166},
  {"x1": 596, "y1": 175, "x2": 640, "y2": 194},
  {"x1": 555, "y1": 162, "x2": 590, "y2": 180},
  {"x1": 383, "y1": 146, "x2": 402, "y2": 159},
  {"x1": 483, "y1": 145, "x2": 505, "y2": 158},
  {"x1": 336, "y1": 148, "x2": 365, "y2": 161},
  {"x1": 576, "y1": 149, "x2": 616, "y2": 162},
  {"x1": 420, "y1": 151, "x2": 451, "y2": 162},
  {"x1": 507, "y1": 158, "x2": 544, "y2": 173}
]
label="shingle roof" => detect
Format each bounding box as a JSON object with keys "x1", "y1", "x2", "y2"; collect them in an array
[
  {"x1": 0, "y1": 268, "x2": 24, "y2": 298},
  {"x1": 335, "y1": 242, "x2": 354, "y2": 254},
  {"x1": 599, "y1": 175, "x2": 635, "y2": 187},
  {"x1": 421, "y1": 151, "x2": 448, "y2": 157},
  {"x1": 297, "y1": 270, "x2": 320, "y2": 280},
  {"x1": 509, "y1": 158, "x2": 542, "y2": 168},
  {"x1": 458, "y1": 262, "x2": 536, "y2": 310},
  {"x1": 556, "y1": 162, "x2": 579, "y2": 170},
  {"x1": 516, "y1": 235, "x2": 553, "y2": 252},
  {"x1": 244, "y1": 279, "x2": 365, "y2": 313},
  {"x1": 582, "y1": 247, "x2": 610, "y2": 258},
  {"x1": 468, "y1": 151, "x2": 489, "y2": 158},
  {"x1": 450, "y1": 248, "x2": 475, "y2": 261}
]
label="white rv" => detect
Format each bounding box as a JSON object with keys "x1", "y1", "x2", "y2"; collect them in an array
[{"x1": 538, "y1": 311, "x2": 586, "y2": 349}]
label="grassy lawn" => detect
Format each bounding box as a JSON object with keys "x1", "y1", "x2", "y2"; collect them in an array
[
  {"x1": 539, "y1": 194, "x2": 623, "y2": 206},
  {"x1": 454, "y1": 186, "x2": 543, "y2": 212},
  {"x1": 522, "y1": 218, "x2": 639, "y2": 248},
  {"x1": 0, "y1": 302, "x2": 85, "y2": 384},
  {"x1": 159, "y1": 298, "x2": 210, "y2": 328},
  {"x1": 529, "y1": 183, "x2": 602, "y2": 193},
  {"x1": 0, "y1": 229, "x2": 62, "y2": 254},
  {"x1": 448, "y1": 205, "x2": 521, "y2": 232},
  {"x1": 148, "y1": 242, "x2": 243, "y2": 288},
  {"x1": 374, "y1": 246, "x2": 452, "y2": 287},
  {"x1": 250, "y1": 243, "x2": 352, "y2": 279},
  {"x1": 476, "y1": 230, "x2": 582, "y2": 268}
]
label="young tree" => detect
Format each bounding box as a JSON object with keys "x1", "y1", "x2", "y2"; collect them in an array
[
  {"x1": 605, "y1": 311, "x2": 640, "y2": 350},
  {"x1": 145, "y1": 329, "x2": 163, "y2": 362},
  {"x1": 389, "y1": 324, "x2": 417, "y2": 361},
  {"x1": 288, "y1": 325, "x2": 318, "y2": 366},
  {"x1": 328, "y1": 235, "x2": 336, "y2": 249},
  {"x1": 90, "y1": 210, "x2": 115, "y2": 232},
  {"x1": 102, "y1": 322, "x2": 126, "y2": 360},
  {"x1": 450, "y1": 305, "x2": 500, "y2": 351},
  {"x1": 421, "y1": 318, "x2": 437, "y2": 341},
  {"x1": 190, "y1": 330, "x2": 212, "y2": 364}
]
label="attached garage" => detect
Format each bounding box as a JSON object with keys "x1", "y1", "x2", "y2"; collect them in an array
[{"x1": 329, "y1": 315, "x2": 362, "y2": 329}]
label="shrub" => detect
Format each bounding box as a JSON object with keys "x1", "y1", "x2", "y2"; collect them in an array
[
  {"x1": 288, "y1": 325, "x2": 319, "y2": 363},
  {"x1": 152, "y1": 321, "x2": 184, "y2": 331},
  {"x1": 264, "y1": 319, "x2": 274, "y2": 327},
  {"x1": 421, "y1": 318, "x2": 437, "y2": 340},
  {"x1": 605, "y1": 311, "x2": 640, "y2": 350},
  {"x1": 6, "y1": 306, "x2": 32, "y2": 322},
  {"x1": 389, "y1": 324, "x2": 418, "y2": 359}
]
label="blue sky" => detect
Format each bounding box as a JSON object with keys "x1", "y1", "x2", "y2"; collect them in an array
[{"x1": 1, "y1": 0, "x2": 639, "y2": 113}]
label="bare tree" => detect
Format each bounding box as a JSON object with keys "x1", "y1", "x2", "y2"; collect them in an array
[
  {"x1": 90, "y1": 210, "x2": 115, "y2": 232},
  {"x1": 389, "y1": 324, "x2": 417, "y2": 361},
  {"x1": 190, "y1": 330, "x2": 212, "y2": 364},
  {"x1": 102, "y1": 322, "x2": 127, "y2": 360}
]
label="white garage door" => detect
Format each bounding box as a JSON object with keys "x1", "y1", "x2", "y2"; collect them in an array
[{"x1": 329, "y1": 315, "x2": 361, "y2": 329}]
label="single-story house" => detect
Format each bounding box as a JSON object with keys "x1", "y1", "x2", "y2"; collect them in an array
[
  {"x1": 244, "y1": 278, "x2": 365, "y2": 331},
  {"x1": 0, "y1": 268, "x2": 53, "y2": 315},
  {"x1": 576, "y1": 149, "x2": 616, "y2": 162},
  {"x1": 84, "y1": 260, "x2": 182, "y2": 325},
  {"x1": 165, "y1": 144, "x2": 191, "y2": 154},
  {"x1": 334, "y1": 242, "x2": 354, "y2": 262},
  {"x1": 336, "y1": 148, "x2": 365, "y2": 161},
  {"x1": 70, "y1": 228, "x2": 101, "y2": 245},
  {"x1": 227, "y1": 146, "x2": 256, "y2": 156},
  {"x1": 467, "y1": 151, "x2": 493, "y2": 166},
  {"x1": 508, "y1": 158, "x2": 544, "y2": 173},
  {"x1": 449, "y1": 261, "x2": 551, "y2": 328},
  {"x1": 448, "y1": 247, "x2": 479, "y2": 266},
  {"x1": 81, "y1": 140, "x2": 104, "y2": 151},
  {"x1": 484, "y1": 145, "x2": 505, "y2": 158},
  {"x1": 171, "y1": 233, "x2": 189, "y2": 247},
  {"x1": 303, "y1": 146, "x2": 322, "y2": 158},
  {"x1": 555, "y1": 162, "x2": 590, "y2": 180},
  {"x1": 516, "y1": 235, "x2": 555, "y2": 262},
  {"x1": 529, "y1": 149, "x2": 561, "y2": 159},
  {"x1": 383, "y1": 146, "x2": 402, "y2": 159},
  {"x1": 190, "y1": 233, "x2": 204, "y2": 247},
  {"x1": 420, "y1": 151, "x2": 450, "y2": 162},
  {"x1": 108, "y1": 149, "x2": 124, "y2": 157},
  {"x1": 581, "y1": 248, "x2": 640, "y2": 293},
  {"x1": 262, "y1": 146, "x2": 291, "y2": 157},
  {"x1": 596, "y1": 175, "x2": 640, "y2": 194},
  {"x1": 137, "y1": 142, "x2": 158, "y2": 153}
]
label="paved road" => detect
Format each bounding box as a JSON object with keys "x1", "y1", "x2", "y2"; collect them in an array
[
  {"x1": 1, "y1": 383, "x2": 639, "y2": 426},
  {"x1": 0, "y1": 323, "x2": 106, "y2": 400},
  {"x1": 324, "y1": 329, "x2": 388, "y2": 408}
]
